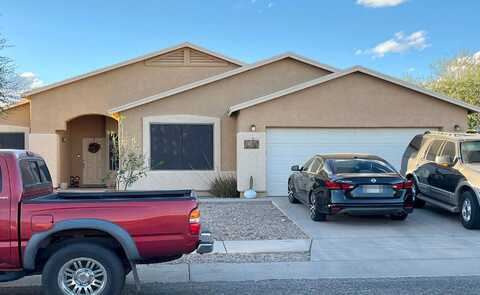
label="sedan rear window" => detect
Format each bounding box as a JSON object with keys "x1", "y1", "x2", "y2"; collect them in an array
[{"x1": 328, "y1": 159, "x2": 396, "y2": 174}]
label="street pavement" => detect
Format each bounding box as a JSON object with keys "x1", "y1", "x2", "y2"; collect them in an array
[{"x1": 2, "y1": 276, "x2": 480, "y2": 294}]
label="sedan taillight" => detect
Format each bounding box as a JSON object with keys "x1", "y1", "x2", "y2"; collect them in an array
[
  {"x1": 325, "y1": 180, "x2": 355, "y2": 190},
  {"x1": 189, "y1": 208, "x2": 201, "y2": 235},
  {"x1": 392, "y1": 179, "x2": 413, "y2": 190}
]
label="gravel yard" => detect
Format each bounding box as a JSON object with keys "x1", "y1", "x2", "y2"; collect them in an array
[
  {"x1": 199, "y1": 200, "x2": 309, "y2": 241},
  {"x1": 169, "y1": 252, "x2": 310, "y2": 264}
]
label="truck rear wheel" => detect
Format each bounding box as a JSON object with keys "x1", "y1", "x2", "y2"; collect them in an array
[{"x1": 42, "y1": 243, "x2": 125, "y2": 295}]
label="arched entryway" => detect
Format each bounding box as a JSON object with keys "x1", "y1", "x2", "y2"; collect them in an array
[{"x1": 59, "y1": 114, "x2": 118, "y2": 188}]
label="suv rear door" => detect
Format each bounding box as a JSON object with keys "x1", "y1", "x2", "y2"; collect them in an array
[
  {"x1": 415, "y1": 139, "x2": 444, "y2": 198},
  {"x1": 429, "y1": 141, "x2": 462, "y2": 205}
]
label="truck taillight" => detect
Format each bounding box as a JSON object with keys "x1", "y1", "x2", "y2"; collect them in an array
[{"x1": 189, "y1": 208, "x2": 201, "y2": 235}]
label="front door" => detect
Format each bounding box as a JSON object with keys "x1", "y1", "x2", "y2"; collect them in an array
[{"x1": 82, "y1": 137, "x2": 106, "y2": 186}]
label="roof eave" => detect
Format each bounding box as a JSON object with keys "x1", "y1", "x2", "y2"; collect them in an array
[
  {"x1": 228, "y1": 66, "x2": 480, "y2": 115},
  {"x1": 109, "y1": 53, "x2": 339, "y2": 113},
  {"x1": 21, "y1": 42, "x2": 246, "y2": 97}
]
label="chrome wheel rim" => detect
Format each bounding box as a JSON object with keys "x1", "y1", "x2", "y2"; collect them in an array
[
  {"x1": 288, "y1": 182, "x2": 295, "y2": 200},
  {"x1": 310, "y1": 195, "x2": 316, "y2": 215},
  {"x1": 462, "y1": 199, "x2": 472, "y2": 222},
  {"x1": 58, "y1": 257, "x2": 107, "y2": 295}
]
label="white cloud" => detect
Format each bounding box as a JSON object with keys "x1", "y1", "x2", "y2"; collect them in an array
[
  {"x1": 357, "y1": 0, "x2": 407, "y2": 8},
  {"x1": 474, "y1": 51, "x2": 480, "y2": 62},
  {"x1": 357, "y1": 30, "x2": 430, "y2": 58},
  {"x1": 19, "y1": 72, "x2": 44, "y2": 89}
]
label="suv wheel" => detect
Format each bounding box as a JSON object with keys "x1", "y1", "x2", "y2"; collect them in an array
[
  {"x1": 42, "y1": 243, "x2": 126, "y2": 295},
  {"x1": 288, "y1": 180, "x2": 299, "y2": 204},
  {"x1": 461, "y1": 191, "x2": 480, "y2": 229},
  {"x1": 309, "y1": 193, "x2": 327, "y2": 222}
]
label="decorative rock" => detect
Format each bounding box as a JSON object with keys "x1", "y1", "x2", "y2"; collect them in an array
[{"x1": 244, "y1": 189, "x2": 257, "y2": 199}]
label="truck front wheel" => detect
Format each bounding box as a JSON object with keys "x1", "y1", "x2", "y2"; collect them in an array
[{"x1": 42, "y1": 243, "x2": 125, "y2": 295}]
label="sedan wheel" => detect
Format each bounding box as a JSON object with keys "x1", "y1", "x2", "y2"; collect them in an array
[
  {"x1": 287, "y1": 181, "x2": 299, "y2": 204},
  {"x1": 309, "y1": 193, "x2": 327, "y2": 222}
]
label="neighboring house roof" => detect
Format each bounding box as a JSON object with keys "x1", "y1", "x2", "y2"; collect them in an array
[
  {"x1": 22, "y1": 42, "x2": 246, "y2": 97},
  {"x1": 3, "y1": 99, "x2": 30, "y2": 110},
  {"x1": 109, "y1": 52, "x2": 338, "y2": 113},
  {"x1": 228, "y1": 66, "x2": 480, "y2": 115}
]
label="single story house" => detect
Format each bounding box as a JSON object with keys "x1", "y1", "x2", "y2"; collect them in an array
[{"x1": 2, "y1": 42, "x2": 479, "y2": 196}]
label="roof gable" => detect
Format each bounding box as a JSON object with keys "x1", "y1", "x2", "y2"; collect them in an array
[
  {"x1": 109, "y1": 53, "x2": 338, "y2": 113},
  {"x1": 228, "y1": 66, "x2": 480, "y2": 115},
  {"x1": 22, "y1": 42, "x2": 245, "y2": 97}
]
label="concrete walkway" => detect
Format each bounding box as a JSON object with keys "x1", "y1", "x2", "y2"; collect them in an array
[{"x1": 213, "y1": 239, "x2": 311, "y2": 254}]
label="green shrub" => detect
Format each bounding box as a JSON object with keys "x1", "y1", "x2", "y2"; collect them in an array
[{"x1": 209, "y1": 174, "x2": 240, "y2": 198}]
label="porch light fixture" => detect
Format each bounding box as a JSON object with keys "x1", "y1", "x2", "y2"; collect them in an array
[
  {"x1": 454, "y1": 124, "x2": 461, "y2": 132},
  {"x1": 250, "y1": 124, "x2": 256, "y2": 132}
]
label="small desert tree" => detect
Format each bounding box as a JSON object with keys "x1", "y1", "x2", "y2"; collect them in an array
[
  {"x1": 420, "y1": 51, "x2": 480, "y2": 129},
  {"x1": 105, "y1": 118, "x2": 148, "y2": 190},
  {"x1": 0, "y1": 35, "x2": 20, "y2": 108}
]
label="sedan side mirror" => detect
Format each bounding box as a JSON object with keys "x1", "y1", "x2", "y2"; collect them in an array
[
  {"x1": 291, "y1": 165, "x2": 300, "y2": 171},
  {"x1": 435, "y1": 155, "x2": 453, "y2": 167}
]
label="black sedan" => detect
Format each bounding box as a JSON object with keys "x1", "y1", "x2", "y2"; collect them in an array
[{"x1": 288, "y1": 154, "x2": 414, "y2": 221}]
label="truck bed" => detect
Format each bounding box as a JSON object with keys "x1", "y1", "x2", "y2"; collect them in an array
[{"x1": 24, "y1": 190, "x2": 196, "y2": 202}]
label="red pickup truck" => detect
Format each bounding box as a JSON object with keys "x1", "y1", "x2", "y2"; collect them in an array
[{"x1": 0, "y1": 150, "x2": 212, "y2": 295}]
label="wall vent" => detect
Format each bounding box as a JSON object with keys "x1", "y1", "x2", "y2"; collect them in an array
[{"x1": 145, "y1": 47, "x2": 229, "y2": 67}]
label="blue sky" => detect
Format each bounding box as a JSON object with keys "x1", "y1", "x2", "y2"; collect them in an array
[{"x1": 2, "y1": 0, "x2": 479, "y2": 88}]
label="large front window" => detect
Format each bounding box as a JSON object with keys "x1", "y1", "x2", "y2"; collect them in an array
[
  {"x1": 461, "y1": 141, "x2": 480, "y2": 163},
  {"x1": 150, "y1": 124, "x2": 214, "y2": 170}
]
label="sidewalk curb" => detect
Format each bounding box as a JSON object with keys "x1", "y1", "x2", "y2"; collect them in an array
[{"x1": 5, "y1": 258, "x2": 480, "y2": 288}]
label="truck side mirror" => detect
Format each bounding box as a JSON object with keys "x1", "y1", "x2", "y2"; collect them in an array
[
  {"x1": 435, "y1": 155, "x2": 453, "y2": 167},
  {"x1": 291, "y1": 165, "x2": 300, "y2": 171}
]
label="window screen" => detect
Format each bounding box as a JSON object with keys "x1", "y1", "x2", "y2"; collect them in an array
[
  {"x1": 150, "y1": 124, "x2": 214, "y2": 170},
  {"x1": 426, "y1": 140, "x2": 444, "y2": 161},
  {"x1": 0, "y1": 133, "x2": 25, "y2": 149}
]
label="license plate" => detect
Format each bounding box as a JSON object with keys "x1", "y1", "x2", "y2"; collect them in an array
[{"x1": 363, "y1": 185, "x2": 383, "y2": 194}]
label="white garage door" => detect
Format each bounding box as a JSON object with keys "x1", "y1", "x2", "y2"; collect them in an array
[{"x1": 266, "y1": 128, "x2": 430, "y2": 196}]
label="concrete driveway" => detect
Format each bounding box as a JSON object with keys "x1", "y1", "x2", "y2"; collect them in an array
[{"x1": 273, "y1": 197, "x2": 480, "y2": 269}]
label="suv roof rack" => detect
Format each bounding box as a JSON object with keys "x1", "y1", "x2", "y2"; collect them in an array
[{"x1": 424, "y1": 130, "x2": 480, "y2": 137}]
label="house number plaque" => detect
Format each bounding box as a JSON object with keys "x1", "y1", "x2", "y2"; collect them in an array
[{"x1": 244, "y1": 139, "x2": 260, "y2": 149}]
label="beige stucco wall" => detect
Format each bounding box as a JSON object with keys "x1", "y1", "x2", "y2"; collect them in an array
[
  {"x1": 234, "y1": 72, "x2": 468, "y2": 192},
  {"x1": 0, "y1": 102, "x2": 30, "y2": 127},
  {"x1": 27, "y1": 50, "x2": 238, "y2": 133},
  {"x1": 236, "y1": 72, "x2": 468, "y2": 132},
  {"x1": 120, "y1": 57, "x2": 332, "y2": 171}
]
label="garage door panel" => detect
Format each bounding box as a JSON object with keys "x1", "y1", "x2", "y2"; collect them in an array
[{"x1": 266, "y1": 128, "x2": 429, "y2": 196}]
